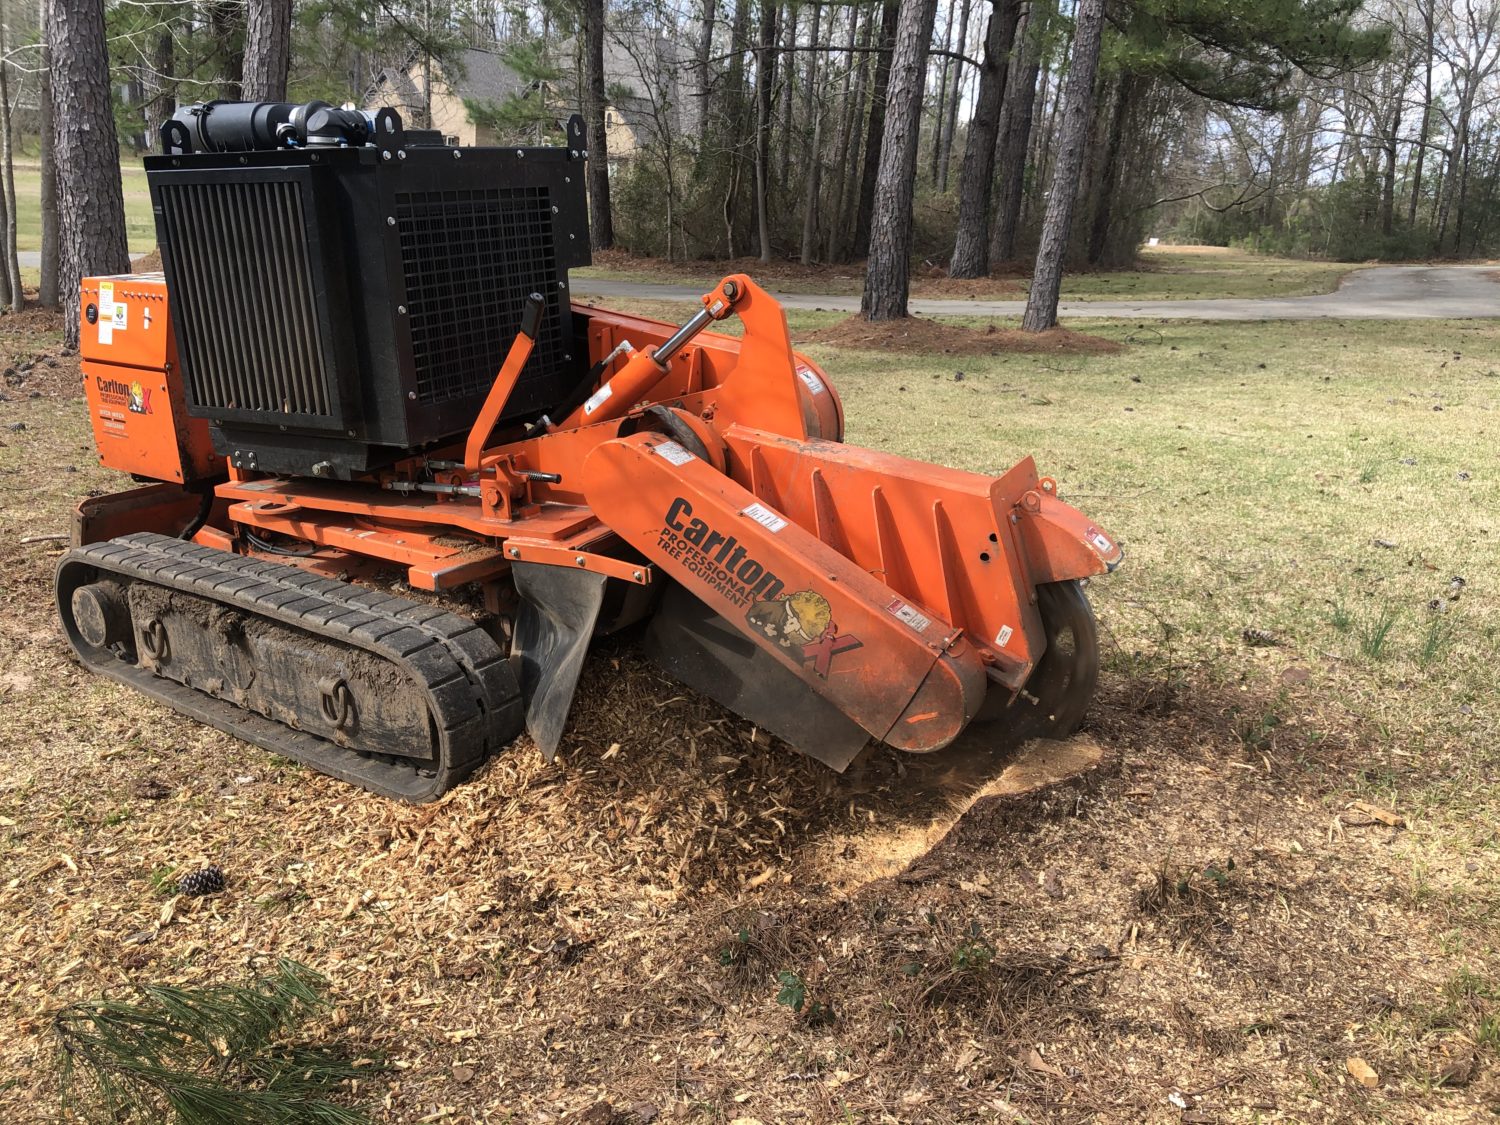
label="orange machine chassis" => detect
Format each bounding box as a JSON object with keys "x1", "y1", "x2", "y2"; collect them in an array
[{"x1": 74, "y1": 273, "x2": 1121, "y2": 774}]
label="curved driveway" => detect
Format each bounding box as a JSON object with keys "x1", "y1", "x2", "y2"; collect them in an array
[{"x1": 570, "y1": 264, "x2": 1499, "y2": 320}]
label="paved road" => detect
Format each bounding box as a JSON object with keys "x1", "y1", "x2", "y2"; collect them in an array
[
  {"x1": 27, "y1": 253, "x2": 1492, "y2": 320},
  {"x1": 570, "y1": 264, "x2": 1500, "y2": 320}
]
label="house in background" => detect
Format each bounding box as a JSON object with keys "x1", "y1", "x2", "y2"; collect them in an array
[
  {"x1": 365, "y1": 34, "x2": 696, "y2": 156},
  {"x1": 365, "y1": 48, "x2": 528, "y2": 147}
]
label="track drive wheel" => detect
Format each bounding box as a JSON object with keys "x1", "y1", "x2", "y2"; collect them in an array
[{"x1": 974, "y1": 579, "x2": 1100, "y2": 745}]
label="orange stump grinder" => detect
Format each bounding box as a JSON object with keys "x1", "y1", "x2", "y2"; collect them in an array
[{"x1": 59, "y1": 102, "x2": 1122, "y2": 800}]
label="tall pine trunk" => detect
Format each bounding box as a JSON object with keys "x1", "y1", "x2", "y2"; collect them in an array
[
  {"x1": 948, "y1": 0, "x2": 1019, "y2": 277},
  {"x1": 45, "y1": 0, "x2": 130, "y2": 348},
  {"x1": 937, "y1": 0, "x2": 971, "y2": 192},
  {"x1": 860, "y1": 0, "x2": 939, "y2": 320},
  {"x1": 582, "y1": 0, "x2": 614, "y2": 250},
  {"x1": 853, "y1": 0, "x2": 900, "y2": 258},
  {"x1": 828, "y1": 2, "x2": 872, "y2": 261},
  {"x1": 988, "y1": 0, "x2": 1039, "y2": 265},
  {"x1": 754, "y1": 0, "x2": 779, "y2": 262},
  {"x1": 927, "y1": 0, "x2": 953, "y2": 184},
  {"x1": 0, "y1": 14, "x2": 20, "y2": 311},
  {"x1": 38, "y1": 37, "x2": 59, "y2": 308},
  {"x1": 242, "y1": 0, "x2": 293, "y2": 101},
  {"x1": 1021, "y1": 0, "x2": 1103, "y2": 333}
]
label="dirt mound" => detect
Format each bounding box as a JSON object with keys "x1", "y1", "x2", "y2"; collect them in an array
[
  {"x1": 133, "y1": 248, "x2": 163, "y2": 273},
  {"x1": 801, "y1": 314, "x2": 1123, "y2": 356},
  {"x1": 911, "y1": 275, "x2": 1027, "y2": 299}
]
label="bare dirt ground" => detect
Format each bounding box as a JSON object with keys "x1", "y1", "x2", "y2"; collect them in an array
[{"x1": 1, "y1": 307, "x2": 1497, "y2": 1123}]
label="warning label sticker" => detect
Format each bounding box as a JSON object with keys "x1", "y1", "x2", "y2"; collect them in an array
[
  {"x1": 656, "y1": 441, "x2": 695, "y2": 466},
  {"x1": 796, "y1": 365, "x2": 826, "y2": 395},
  {"x1": 741, "y1": 502, "x2": 787, "y2": 533},
  {"x1": 97, "y1": 281, "x2": 114, "y2": 345},
  {"x1": 887, "y1": 598, "x2": 931, "y2": 633},
  {"x1": 582, "y1": 382, "x2": 614, "y2": 416}
]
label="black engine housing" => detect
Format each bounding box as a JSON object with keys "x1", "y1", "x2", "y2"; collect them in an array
[{"x1": 146, "y1": 106, "x2": 592, "y2": 478}]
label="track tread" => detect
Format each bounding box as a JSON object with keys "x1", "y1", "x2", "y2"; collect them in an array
[{"x1": 59, "y1": 534, "x2": 525, "y2": 801}]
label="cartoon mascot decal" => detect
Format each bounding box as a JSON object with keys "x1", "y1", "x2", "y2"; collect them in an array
[
  {"x1": 746, "y1": 589, "x2": 862, "y2": 678},
  {"x1": 127, "y1": 381, "x2": 152, "y2": 415}
]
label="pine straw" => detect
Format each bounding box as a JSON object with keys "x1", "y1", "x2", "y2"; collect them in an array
[{"x1": 800, "y1": 315, "x2": 1124, "y2": 356}]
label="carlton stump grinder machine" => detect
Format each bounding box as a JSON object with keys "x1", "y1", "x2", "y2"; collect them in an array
[{"x1": 57, "y1": 101, "x2": 1123, "y2": 800}]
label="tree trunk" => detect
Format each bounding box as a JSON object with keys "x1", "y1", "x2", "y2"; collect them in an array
[
  {"x1": 143, "y1": 24, "x2": 176, "y2": 151},
  {"x1": 860, "y1": 0, "x2": 940, "y2": 320},
  {"x1": 948, "y1": 0, "x2": 1019, "y2": 277},
  {"x1": 45, "y1": 0, "x2": 130, "y2": 348},
  {"x1": 829, "y1": 1, "x2": 872, "y2": 261},
  {"x1": 209, "y1": 1, "x2": 245, "y2": 100},
  {"x1": 799, "y1": 1, "x2": 826, "y2": 264},
  {"x1": 928, "y1": 0, "x2": 953, "y2": 185},
  {"x1": 242, "y1": 0, "x2": 293, "y2": 101},
  {"x1": 0, "y1": 14, "x2": 20, "y2": 311},
  {"x1": 582, "y1": 0, "x2": 614, "y2": 250},
  {"x1": 1408, "y1": 4, "x2": 1434, "y2": 233},
  {"x1": 937, "y1": 0, "x2": 971, "y2": 193},
  {"x1": 754, "y1": 0, "x2": 779, "y2": 262},
  {"x1": 38, "y1": 37, "x2": 59, "y2": 308},
  {"x1": 1021, "y1": 0, "x2": 1103, "y2": 333},
  {"x1": 695, "y1": 0, "x2": 717, "y2": 127},
  {"x1": 853, "y1": 0, "x2": 900, "y2": 258},
  {"x1": 988, "y1": 2, "x2": 1038, "y2": 266},
  {"x1": 1085, "y1": 71, "x2": 1138, "y2": 266}
]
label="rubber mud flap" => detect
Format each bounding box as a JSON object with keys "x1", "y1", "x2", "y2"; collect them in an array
[
  {"x1": 644, "y1": 583, "x2": 869, "y2": 771},
  {"x1": 512, "y1": 561, "x2": 608, "y2": 760}
]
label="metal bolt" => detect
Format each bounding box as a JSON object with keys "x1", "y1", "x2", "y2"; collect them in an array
[
  {"x1": 397, "y1": 150, "x2": 407, "y2": 161},
  {"x1": 381, "y1": 151, "x2": 392, "y2": 162},
  {"x1": 508, "y1": 547, "x2": 520, "y2": 558},
  {"x1": 397, "y1": 304, "x2": 407, "y2": 314},
  {"x1": 581, "y1": 149, "x2": 589, "y2": 159},
  {"x1": 574, "y1": 555, "x2": 586, "y2": 567},
  {"x1": 452, "y1": 149, "x2": 462, "y2": 159},
  {"x1": 632, "y1": 570, "x2": 643, "y2": 582},
  {"x1": 564, "y1": 175, "x2": 572, "y2": 183},
  {"x1": 407, "y1": 391, "x2": 416, "y2": 400},
  {"x1": 552, "y1": 205, "x2": 559, "y2": 214},
  {"x1": 557, "y1": 280, "x2": 567, "y2": 290},
  {"x1": 515, "y1": 149, "x2": 524, "y2": 157},
  {"x1": 569, "y1": 150, "x2": 578, "y2": 159},
  {"x1": 386, "y1": 216, "x2": 396, "y2": 226}
]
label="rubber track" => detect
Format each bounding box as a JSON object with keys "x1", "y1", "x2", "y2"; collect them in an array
[{"x1": 57, "y1": 533, "x2": 523, "y2": 801}]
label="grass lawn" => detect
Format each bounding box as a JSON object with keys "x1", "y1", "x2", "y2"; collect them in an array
[
  {"x1": 11, "y1": 160, "x2": 156, "y2": 255},
  {"x1": 0, "y1": 305, "x2": 1497, "y2": 1120},
  {"x1": 573, "y1": 243, "x2": 1361, "y2": 302}
]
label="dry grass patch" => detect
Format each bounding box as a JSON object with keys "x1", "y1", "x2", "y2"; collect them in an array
[{"x1": 801, "y1": 315, "x2": 1121, "y2": 356}]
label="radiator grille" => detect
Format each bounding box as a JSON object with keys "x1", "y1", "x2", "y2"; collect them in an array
[
  {"x1": 157, "y1": 179, "x2": 332, "y2": 417},
  {"x1": 396, "y1": 187, "x2": 567, "y2": 405}
]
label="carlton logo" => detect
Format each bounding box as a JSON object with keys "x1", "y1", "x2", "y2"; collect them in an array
[
  {"x1": 96, "y1": 375, "x2": 152, "y2": 415},
  {"x1": 660, "y1": 497, "x2": 785, "y2": 608},
  {"x1": 660, "y1": 497, "x2": 863, "y2": 678}
]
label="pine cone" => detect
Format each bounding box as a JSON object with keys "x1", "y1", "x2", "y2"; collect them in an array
[
  {"x1": 177, "y1": 865, "x2": 225, "y2": 897},
  {"x1": 1242, "y1": 628, "x2": 1279, "y2": 648}
]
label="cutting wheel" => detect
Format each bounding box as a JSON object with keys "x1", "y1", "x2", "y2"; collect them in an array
[{"x1": 972, "y1": 580, "x2": 1100, "y2": 745}]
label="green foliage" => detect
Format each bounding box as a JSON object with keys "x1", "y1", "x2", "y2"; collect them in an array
[
  {"x1": 951, "y1": 922, "x2": 997, "y2": 973},
  {"x1": 1116, "y1": 0, "x2": 1388, "y2": 112},
  {"x1": 52, "y1": 959, "x2": 378, "y2": 1124},
  {"x1": 775, "y1": 970, "x2": 807, "y2": 1013},
  {"x1": 1357, "y1": 604, "x2": 1401, "y2": 661}
]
